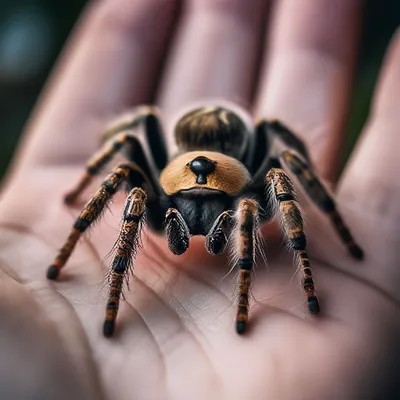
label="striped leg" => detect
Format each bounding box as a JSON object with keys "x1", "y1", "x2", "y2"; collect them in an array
[
  {"x1": 205, "y1": 210, "x2": 233, "y2": 255},
  {"x1": 164, "y1": 208, "x2": 190, "y2": 255},
  {"x1": 104, "y1": 187, "x2": 147, "y2": 337},
  {"x1": 235, "y1": 199, "x2": 259, "y2": 334},
  {"x1": 281, "y1": 149, "x2": 364, "y2": 259},
  {"x1": 266, "y1": 168, "x2": 320, "y2": 314},
  {"x1": 47, "y1": 164, "x2": 132, "y2": 280},
  {"x1": 64, "y1": 107, "x2": 167, "y2": 205},
  {"x1": 64, "y1": 133, "x2": 131, "y2": 205}
]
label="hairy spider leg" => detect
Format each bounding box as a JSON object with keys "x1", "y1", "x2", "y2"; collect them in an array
[
  {"x1": 235, "y1": 199, "x2": 259, "y2": 334},
  {"x1": 250, "y1": 119, "x2": 311, "y2": 183},
  {"x1": 266, "y1": 168, "x2": 320, "y2": 314},
  {"x1": 264, "y1": 120, "x2": 312, "y2": 163},
  {"x1": 64, "y1": 133, "x2": 132, "y2": 204},
  {"x1": 281, "y1": 149, "x2": 364, "y2": 260},
  {"x1": 205, "y1": 210, "x2": 233, "y2": 255},
  {"x1": 65, "y1": 110, "x2": 167, "y2": 205},
  {"x1": 164, "y1": 208, "x2": 190, "y2": 255},
  {"x1": 47, "y1": 163, "x2": 143, "y2": 280},
  {"x1": 104, "y1": 187, "x2": 147, "y2": 337}
]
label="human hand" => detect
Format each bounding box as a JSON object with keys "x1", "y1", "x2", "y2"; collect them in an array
[{"x1": 0, "y1": 1, "x2": 399, "y2": 399}]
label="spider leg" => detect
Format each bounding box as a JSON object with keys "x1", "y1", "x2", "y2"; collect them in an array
[
  {"x1": 47, "y1": 162, "x2": 147, "y2": 280},
  {"x1": 205, "y1": 210, "x2": 233, "y2": 255},
  {"x1": 263, "y1": 119, "x2": 312, "y2": 163},
  {"x1": 104, "y1": 187, "x2": 147, "y2": 337},
  {"x1": 250, "y1": 119, "x2": 311, "y2": 184},
  {"x1": 281, "y1": 149, "x2": 364, "y2": 260},
  {"x1": 164, "y1": 208, "x2": 190, "y2": 255},
  {"x1": 64, "y1": 132, "x2": 132, "y2": 204},
  {"x1": 65, "y1": 108, "x2": 167, "y2": 205},
  {"x1": 266, "y1": 168, "x2": 320, "y2": 315},
  {"x1": 234, "y1": 199, "x2": 259, "y2": 334}
]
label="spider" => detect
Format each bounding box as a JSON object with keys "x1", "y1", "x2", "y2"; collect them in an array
[{"x1": 46, "y1": 104, "x2": 364, "y2": 337}]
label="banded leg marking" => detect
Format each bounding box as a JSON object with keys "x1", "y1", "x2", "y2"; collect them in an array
[
  {"x1": 266, "y1": 168, "x2": 320, "y2": 314},
  {"x1": 64, "y1": 133, "x2": 131, "y2": 205},
  {"x1": 235, "y1": 199, "x2": 258, "y2": 334},
  {"x1": 104, "y1": 187, "x2": 147, "y2": 337},
  {"x1": 281, "y1": 149, "x2": 363, "y2": 259},
  {"x1": 265, "y1": 119, "x2": 311, "y2": 163},
  {"x1": 47, "y1": 165, "x2": 131, "y2": 280}
]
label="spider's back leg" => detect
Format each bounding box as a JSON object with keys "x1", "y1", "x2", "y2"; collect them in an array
[
  {"x1": 281, "y1": 149, "x2": 363, "y2": 259},
  {"x1": 65, "y1": 106, "x2": 167, "y2": 205},
  {"x1": 262, "y1": 119, "x2": 311, "y2": 163}
]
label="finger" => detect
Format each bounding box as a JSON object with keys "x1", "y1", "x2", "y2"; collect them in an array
[
  {"x1": 17, "y1": 0, "x2": 177, "y2": 168},
  {"x1": 158, "y1": 0, "x2": 268, "y2": 148},
  {"x1": 256, "y1": 0, "x2": 362, "y2": 181},
  {"x1": 335, "y1": 30, "x2": 400, "y2": 302},
  {"x1": 338, "y1": 29, "x2": 400, "y2": 230}
]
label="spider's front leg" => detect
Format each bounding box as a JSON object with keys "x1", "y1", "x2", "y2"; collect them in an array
[
  {"x1": 266, "y1": 168, "x2": 320, "y2": 315},
  {"x1": 234, "y1": 199, "x2": 259, "y2": 334},
  {"x1": 104, "y1": 187, "x2": 147, "y2": 337}
]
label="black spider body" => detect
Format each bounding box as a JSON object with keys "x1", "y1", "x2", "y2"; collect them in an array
[
  {"x1": 47, "y1": 104, "x2": 363, "y2": 337},
  {"x1": 168, "y1": 192, "x2": 233, "y2": 236}
]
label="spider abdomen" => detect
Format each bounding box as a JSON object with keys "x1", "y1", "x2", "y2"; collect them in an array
[{"x1": 174, "y1": 106, "x2": 250, "y2": 159}]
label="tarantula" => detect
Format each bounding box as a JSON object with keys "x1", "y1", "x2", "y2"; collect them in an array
[{"x1": 47, "y1": 104, "x2": 363, "y2": 337}]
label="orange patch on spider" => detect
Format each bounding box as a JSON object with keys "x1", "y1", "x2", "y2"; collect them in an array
[{"x1": 160, "y1": 151, "x2": 251, "y2": 195}]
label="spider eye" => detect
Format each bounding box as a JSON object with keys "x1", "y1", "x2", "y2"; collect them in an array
[
  {"x1": 187, "y1": 156, "x2": 216, "y2": 185},
  {"x1": 188, "y1": 156, "x2": 216, "y2": 176}
]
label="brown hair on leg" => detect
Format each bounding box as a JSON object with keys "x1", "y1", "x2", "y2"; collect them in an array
[
  {"x1": 234, "y1": 199, "x2": 259, "y2": 334},
  {"x1": 104, "y1": 187, "x2": 147, "y2": 337},
  {"x1": 47, "y1": 164, "x2": 131, "y2": 280},
  {"x1": 281, "y1": 149, "x2": 363, "y2": 260},
  {"x1": 266, "y1": 168, "x2": 320, "y2": 314}
]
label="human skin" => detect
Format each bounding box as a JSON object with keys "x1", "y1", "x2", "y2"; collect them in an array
[{"x1": 0, "y1": 0, "x2": 399, "y2": 399}]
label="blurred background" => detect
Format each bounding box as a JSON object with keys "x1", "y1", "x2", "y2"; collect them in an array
[{"x1": 0, "y1": 0, "x2": 398, "y2": 179}]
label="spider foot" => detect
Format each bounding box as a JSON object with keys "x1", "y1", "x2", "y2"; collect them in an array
[
  {"x1": 307, "y1": 296, "x2": 320, "y2": 314},
  {"x1": 46, "y1": 265, "x2": 59, "y2": 280},
  {"x1": 349, "y1": 243, "x2": 364, "y2": 260},
  {"x1": 103, "y1": 320, "x2": 115, "y2": 338},
  {"x1": 236, "y1": 320, "x2": 247, "y2": 335}
]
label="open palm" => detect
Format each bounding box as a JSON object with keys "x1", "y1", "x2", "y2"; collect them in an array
[{"x1": 0, "y1": 1, "x2": 399, "y2": 399}]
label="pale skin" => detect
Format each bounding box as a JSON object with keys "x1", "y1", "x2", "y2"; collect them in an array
[{"x1": 0, "y1": 0, "x2": 399, "y2": 399}]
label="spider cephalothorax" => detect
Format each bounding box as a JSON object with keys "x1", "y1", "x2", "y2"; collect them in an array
[{"x1": 47, "y1": 104, "x2": 364, "y2": 337}]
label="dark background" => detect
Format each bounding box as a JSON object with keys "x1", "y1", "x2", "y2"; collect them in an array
[{"x1": 0, "y1": 0, "x2": 399, "y2": 178}]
